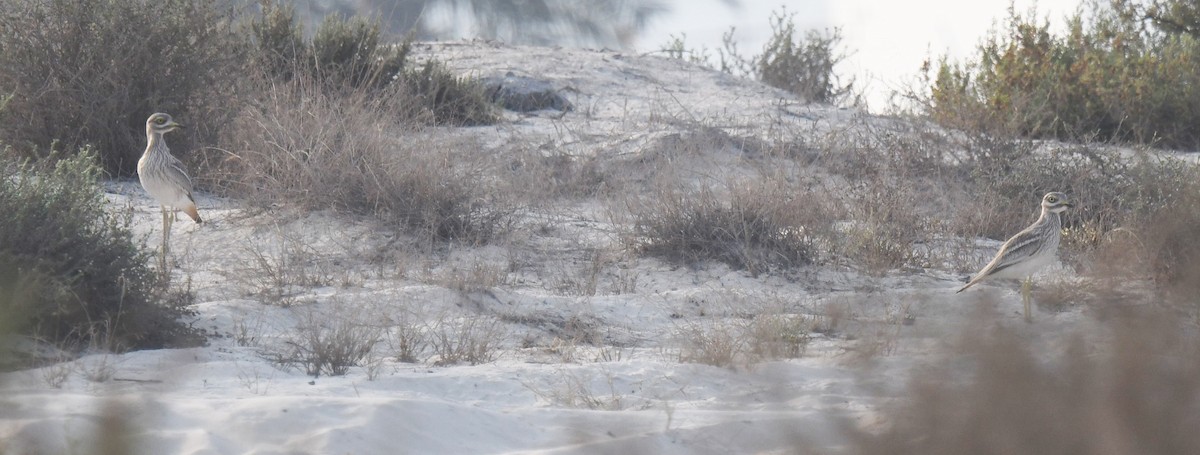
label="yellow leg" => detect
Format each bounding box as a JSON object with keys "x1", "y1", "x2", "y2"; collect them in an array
[{"x1": 1021, "y1": 277, "x2": 1033, "y2": 323}]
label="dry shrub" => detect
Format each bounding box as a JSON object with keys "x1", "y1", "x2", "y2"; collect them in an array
[
  {"x1": 269, "y1": 307, "x2": 382, "y2": 377},
  {"x1": 226, "y1": 227, "x2": 351, "y2": 307},
  {"x1": 1144, "y1": 187, "x2": 1200, "y2": 304},
  {"x1": 209, "y1": 74, "x2": 520, "y2": 244},
  {"x1": 428, "y1": 313, "x2": 507, "y2": 366},
  {"x1": 812, "y1": 108, "x2": 1198, "y2": 277},
  {"x1": 0, "y1": 0, "x2": 242, "y2": 175},
  {"x1": 849, "y1": 310, "x2": 1200, "y2": 455},
  {"x1": 676, "y1": 315, "x2": 813, "y2": 369},
  {"x1": 675, "y1": 295, "x2": 814, "y2": 369},
  {"x1": 524, "y1": 370, "x2": 623, "y2": 410},
  {"x1": 676, "y1": 320, "x2": 742, "y2": 368},
  {"x1": 627, "y1": 175, "x2": 831, "y2": 275},
  {"x1": 384, "y1": 308, "x2": 428, "y2": 363},
  {"x1": 834, "y1": 181, "x2": 928, "y2": 275},
  {"x1": 428, "y1": 260, "x2": 510, "y2": 294},
  {"x1": 1049, "y1": 164, "x2": 1200, "y2": 308}
]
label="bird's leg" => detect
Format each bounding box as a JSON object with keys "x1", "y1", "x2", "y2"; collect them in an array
[
  {"x1": 1021, "y1": 277, "x2": 1033, "y2": 323},
  {"x1": 158, "y1": 207, "x2": 168, "y2": 277}
]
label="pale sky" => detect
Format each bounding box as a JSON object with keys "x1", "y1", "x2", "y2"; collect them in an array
[{"x1": 638, "y1": 0, "x2": 1083, "y2": 111}]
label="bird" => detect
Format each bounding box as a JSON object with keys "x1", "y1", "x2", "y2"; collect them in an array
[
  {"x1": 957, "y1": 192, "x2": 1073, "y2": 322},
  {"x1": 137, "y1": 113, "x2": 201, "y2": 272}
]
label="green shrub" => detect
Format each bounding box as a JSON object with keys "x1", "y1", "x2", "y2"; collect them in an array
[
  {"x1": 0, "y1": 149, "x2": 199, "y2": 352},
  {"x1": 752, "y1": 11, "x2": 855, "y2": 104},
  {"x1": 0, "y1": 0, "x2": 243, "y2": 176},
  {"x1": 400, "y1": 59, "x2": 499, "y2": 126},
  {"x1": 248, "y1": 2, "x2": 496, "y2": 126},
  {"x1": 253, "y1": 2, "x2": 408, "y2": 91},
  {"x1": 925, "y1": 2, "x2": 1200, "y2": 149},
  {"x1": 664, "y1": 7, "x2": 856, "y2": 106}
]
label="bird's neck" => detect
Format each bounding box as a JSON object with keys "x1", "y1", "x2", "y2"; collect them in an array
[
  {"x1": 1038, "y1": 207, "x2": 1061, "y2": 228},
  {"x1": 145, "y1": 131, "x2": 166, "y2": 155}
]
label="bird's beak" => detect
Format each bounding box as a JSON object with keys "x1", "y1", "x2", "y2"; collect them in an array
[{"x1": 171, "y1": 122, "x2": 185, "y2": 129}]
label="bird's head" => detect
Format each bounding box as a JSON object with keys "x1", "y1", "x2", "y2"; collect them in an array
[
  {"x1": 146, "y1": 112, "x2": 184, "y2": 135},
  {"x1": 1041, "y1": 192, "x2": 1073, "y2": 213}
]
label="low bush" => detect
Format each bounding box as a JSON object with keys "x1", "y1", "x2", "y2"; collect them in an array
[
  {"x1": 270, "y1": 308, "x2": 381, "y2": 377},
  {"x1": 249, "y1": 1, "x2": 496, "y2": 126},
  {"x1": 0, "y1": 149, "x2": 198, "y2": 352},
  {"x1": 626, "y1": 176, "x2": 828, "y2": 275},
  {"x1": 428, "y1": 313, "x2": 506, "y2": 366},
  {"x1": 807, "y1": 115, "x2": 1199, "y2": 275},
  {"x1": 0, "y1": 0, "x2": 243, "y2": 176},
  {"x1": 209, "y1": 73, "x2": 520, "y2": 244},
  {"x1": 663, "y1": 7, "x2": 857, "y2": 106},
  {"x1": 924, "y1": 1, "x2": 1200, "y2": 149}
]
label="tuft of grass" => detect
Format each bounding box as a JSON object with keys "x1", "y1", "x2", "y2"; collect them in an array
[
  {"x1": 428, "y1": 312, "x2": 506, "y2": 366},
  {"x1": 674, "y1": 296, "x2": 814, "y2": 369},
  {"x1": 0, "y1": 149, "x2": 199, "y2": 352},
  {"x1": 269, "y1": 307, "x2": 382, "y2": 377},
  {"x1": 627, "y1": 176, "x2": 828, "y2": 275}
]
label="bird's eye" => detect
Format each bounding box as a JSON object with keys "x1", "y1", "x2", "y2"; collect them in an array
[
  {"x1": 1048, "y1": 196, "x2": 1058, "y2": 203},
  {"x1": 156, "y1": 117, "x2": 167, "y2": 124}
]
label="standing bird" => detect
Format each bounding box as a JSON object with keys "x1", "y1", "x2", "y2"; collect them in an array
[
  {"x1": 137, "y1": 113, "x2": 202, "y2": 273},
  {"x1": 958, "y1": 192, "x2": 1073, "y2": 322}
]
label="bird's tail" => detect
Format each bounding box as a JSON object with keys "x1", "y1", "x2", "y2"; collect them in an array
[{"x1": 957, "y1": 278, "x2": 978, "y2": 294}]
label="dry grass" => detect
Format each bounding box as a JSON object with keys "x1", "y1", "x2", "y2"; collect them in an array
[
  {"x1": 848, "y1": 308, "x2": 1200, "y2": 455},
  {"x1": 427, "y1": 312, "x2": 507, "y2": 366},
  {"x1": 208, "y1": 73, "x2": 523, "y2": 245},
  {"x1": 524, "y1": 369, "x2": 623, "y2": 410},
  {"x1": 267, "y1": 306, "x2": 382, "y2": 377},
  {"x1": 626, "y1": 175, "x2": 832, "y2": 275},
  {"x1": 674, "y1": 294, "x2": 814, "y2": 369},
  {"x1": 0, "y1": 0, "x2": 241, "y2": 175}
]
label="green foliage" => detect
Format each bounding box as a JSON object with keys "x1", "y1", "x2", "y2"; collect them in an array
[
  {"x1": 753, "y1": 11, "x2": 854, "y2": 104},
  {"x1": 0, "y1": 0, "x2": 243, "y2": 176},
  {"x1": 248, "y1": 1, "x2": 495, "y2": 126},
  {"x1": 661, "y1": 8, "x2": 856, "y2": 105},
  {"x1": 253, "y1": 2, "x2": 409, "y2": 91},
  {"x1": 400, "y1": 59, "x2": 498, "y2": 126},
  {"x1": 250, "y1": 0, "x2": 306, "y2": 82},
  {"x1": 0, "y1": 149, "x2": 199, "y2": 351},
  {"x1": 926, "y1": 2, "x2": 1200, "y2": 149}
]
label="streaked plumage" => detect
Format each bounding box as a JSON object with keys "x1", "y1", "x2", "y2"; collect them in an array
[
  {"x1": 138, "y1": 113, "x2": 201, "y2": 223},
  {"x1": 959, "y1": 192, "x2": 1072, "y2": 293}
]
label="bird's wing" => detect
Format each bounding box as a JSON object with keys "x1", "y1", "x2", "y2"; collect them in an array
[
  {"x1": 957, "y1": 226, "x2": 1044, "y2": 292},
  {"x1": 984, "y1": 227, "x2": 1047, "y2": 276},
  {"x1": 163, "y1": 155, "x2": 196, "y2": 199}
]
